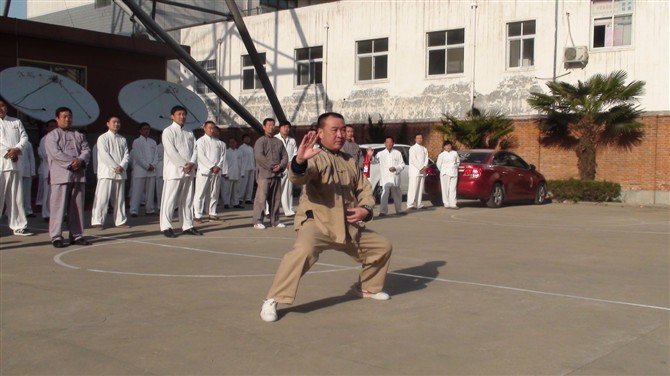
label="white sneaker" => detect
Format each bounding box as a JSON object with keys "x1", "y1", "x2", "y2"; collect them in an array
[
  {"x1": 254, "y1": 223, "x2": 266, "y2": 230},
  {"x1": 352, "y1": 285, "x2": 390, "y2": 300},
  {"x1": 275, "y1": 223, "x2": 286, "y2": 228},
  {"x1": 13, "y1": 228, "x2": 35, "y2": 236},
  {"x1": 260, "y1": 299, "x2": 278, "y2": 322}
]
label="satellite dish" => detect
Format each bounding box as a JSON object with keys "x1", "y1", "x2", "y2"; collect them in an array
[
  {"x1": 0, "y1": 66, "x2": 99, "y2": 126},
  {"x1": 118, "y1": 79, "x2": 208, "y2": 131}
]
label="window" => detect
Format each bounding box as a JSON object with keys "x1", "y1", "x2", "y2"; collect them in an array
[
  {"x1": 295, "y1": 46, "x2": 323, "y2": 86},
  {"x1": 195, "y1": 59, "x2": 216, "y2": 94},
  {"x1": 18, "y1": 60, "x2": 86, "y2": 87},
  {"x1": 427, "y1": 28, "x2": 465, "y2": 75},
  {"x1": 95, "y1": 0, "x2": 111, "y2": 8},
  {"x1": 356, "y1": 38, "x2": 388, "y2": 81},
  {"x1": 592, "y1": 0, "x2": 633, "y2": 48},
  {"x1": 242, "y1": 53, "x2": 266, "y2": 90},
  {"x1": 260, "y1": 0, "x2": 297, "y2": 10},
  {"x1": 507, "y1": 20, "x2": 535, "y2": 69}
]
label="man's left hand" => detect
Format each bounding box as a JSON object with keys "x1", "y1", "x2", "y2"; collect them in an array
[{"x1": 346, "y1": 207, "x2": 369, "y2": 223}]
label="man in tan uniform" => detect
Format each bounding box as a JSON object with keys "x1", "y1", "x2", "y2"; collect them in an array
[{"x1": 260, "y1": 112, "x2": 393, "y2": 322}]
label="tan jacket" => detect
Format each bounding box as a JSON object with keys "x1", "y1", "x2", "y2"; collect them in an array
[{"x1": 290, "y1": 149, "x2": 374, "y2": 244}]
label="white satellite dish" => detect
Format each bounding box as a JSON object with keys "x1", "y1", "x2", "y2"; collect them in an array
[
  {"x1": 118, "y1": 79, "x2": 208, "y2": 131},
  {"x1": 0, "y1": 66, "x2": 99, "y2": 126}
]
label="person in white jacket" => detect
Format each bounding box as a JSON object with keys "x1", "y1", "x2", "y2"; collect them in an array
[
  {"x1": 221, "y1": 136, "x2": 243, "y2": 209},
  {"x1": 37, "y1": 119, "x2": 57, "y2": 222},
  {"x1": 130, "y1": 122, "x2": 157, "y2": 217},
  {"x1": 238, "y1": 134, "x2": 255, "y2": 205},
  {"x1": 160, "y1": 106, "x2": 200, "y2": 238},
  {"x1": 0, "y1": 99, "x2": 33, "y2": 236},
  {"x1": 435, "y1": 140, "x2": 460, "y2": 209},
  {"x1": 19, "y1": 141, "x2": 36, "y2": 217},
  {"x1": 407, "y1": 133, "x2": 429, "y2": 210},
  {"x1": 91, "y1": 116, "x2": 130, "y2": 228},
  {"x1": 274, "y1": 120, "x2": 297, "y2": 217},
  {"x1": 194, "y1": 122, "x2": 226, "y2": 221},
  {"x1": 371, "y1": 136, "x2": 406, "y2": 216}
]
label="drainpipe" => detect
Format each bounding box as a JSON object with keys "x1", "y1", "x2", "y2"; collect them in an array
[
  {"x1": 324, "y1": 23, "x2": 330, "y2": 112},
  {"x1": 470, "y1": 1, "x2": 478, "y2": 112}
]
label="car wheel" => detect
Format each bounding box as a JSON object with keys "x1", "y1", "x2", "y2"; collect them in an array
[
  {"x1": 429, "y1": 194, "x2": 442, "y2": 206},
  {"x1": 534, "y1": 182, "x2": 547, "y2": 205},
  {"x1": 373, "y1": 184, "x2": 382, "y2": 204},
  {"x1": 486, "y1": 183, "x2": 504, "y2": 208}
]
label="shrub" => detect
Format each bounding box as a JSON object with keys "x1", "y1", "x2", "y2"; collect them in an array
[{"x1": 547, "y1": 179, "x2": 621, "y2": 203}]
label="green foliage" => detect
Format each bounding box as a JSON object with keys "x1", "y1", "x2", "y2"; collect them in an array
[
  {"x1": 367, "y1": 114, "x2": 387, "y2": 143},
  {"x1": 547, "y1": 179, "x2": 621, "y2": 203},
  {"x1": 434, "y1": 107, "x2": 514, "y2": 149}
]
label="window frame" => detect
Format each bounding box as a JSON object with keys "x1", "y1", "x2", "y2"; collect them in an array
[
  {"x1": 241, "y1": 52, "x2": 266, "y2": 91},
  {"x1": 195, "y1": 59, "x2": 216, "y2": 95},
  {"x1": 426, "y1": 28, "x2": 466, "y2": 77},
  {"x1": 295, "y1": 46, "x2": 323, "y2": 87},
  {"x1": 591, "y1": 0, "x2": 634, "y2": 49},
  {"x1": 506, "y1": 20, "x2": 536, "y2": 70},
  {"x1": 355, "y1": 37, "x2": 389, "y2": 83}
]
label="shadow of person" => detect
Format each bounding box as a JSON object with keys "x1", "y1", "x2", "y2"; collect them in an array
[
  {"x1": 280, "y1": 293, "x2": 359, "y2": 318},
  {"x1": 384, "y1": 260, "x2": 447, "y2": 296}
]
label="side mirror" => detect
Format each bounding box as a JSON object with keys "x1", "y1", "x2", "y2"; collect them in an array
[{"x1": 529, "y1": 164, "x2": 536, "y2": 171}]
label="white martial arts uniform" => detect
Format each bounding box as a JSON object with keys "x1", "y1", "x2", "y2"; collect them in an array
[
  {"x1": 91, "y1": 130, "x2": 130, "y2": 227},
  {"x1": 275, "y1": 133, "x2": 297, "y2": 216},
  {"x1": 436, "y1": 150, "x2": 460, "y2": 208},
  {"x1": 155, "y1": 143, "x2": 164, "y2": 211},
  {"x1": 238, "y1": 142, "x2": 255, "y2": 203},
  {"x1": 37, "y1": 136, "x2": 50, "y2": 219},
  {"x1": 221, "y1": 146, "x2": 243, "y2": 206},
  {"x1": 160, "y1": 122, "x2": 197, "y2": 231},
  {"x1": 375, "y1": 148, "x2": 405, "y2": 215},
  {"x1": 0, "y1": 115, "x2": 29, "y2": 231},
  {"x1": 194, "y1": 134, "x2": 225, "y2": 219},
  {"x1": 19, "y1": 142, "x2": 36, "y2": 215},
  {"x1": 407, "y1": 143, "x2": 429, "y2": 209},
  {"x1": 130, "y1": 136, "x2": 157, "y2": 215}
]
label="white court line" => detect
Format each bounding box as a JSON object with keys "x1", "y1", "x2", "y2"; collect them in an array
[{"x1": 389, "y1": 271, "x2": 670, "y2": 312}]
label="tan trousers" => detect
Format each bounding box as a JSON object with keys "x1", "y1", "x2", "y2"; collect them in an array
[{"x1": 266, "y1": 220, "x2": 393, "y2": 304}]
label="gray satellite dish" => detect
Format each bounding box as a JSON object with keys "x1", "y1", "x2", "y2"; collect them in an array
[
  {"x1": 0, "y1": 66, "x2": 99, "y2": 126},
  {"x1": 118, "y1": 79, "x2": 208, "y2": 131}
]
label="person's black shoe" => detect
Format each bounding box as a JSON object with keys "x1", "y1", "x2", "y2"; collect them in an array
[
  {"x1": 396, "y1": 211, "x2": 408, "y2": 216},
  {"x1": 183, "y1": 227, "x2": 203, "y2": 236},
  {"x1": 26, "y1": 213, "x2": 36, "y2": 218},
  {"x1": 52, "y1": 239, "x2": 65, "y2": 248},
  {"x1": 163, "y1": 228, "x2": 177, "y2": 238},
  {"x1": 71, "y1": 237, "x2": 91, "y2": 246},
  {"x1": 43, "y1": 217, "x2": 49, "y2": 223},
  {"x1": 233, "y1": 205, "x2": 244, "y2": 209},
  {"x1": 131, "y1": 213, "x2": 138, "y2": 218},
  {"x1": 245, "y1": 200, "x2": 253, "y2": 205},
  {"x1": 223, "y1": 205, "x2": 230, "y2": 209}
]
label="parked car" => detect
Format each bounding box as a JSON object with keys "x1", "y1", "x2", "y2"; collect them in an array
[{"x1": 424, "y1": 149, "x2": 547, "y2": 208}]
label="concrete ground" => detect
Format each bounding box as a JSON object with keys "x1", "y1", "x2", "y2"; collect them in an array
[{"x1": 1, "y1": 201, "x2": 668, "y2": 375}]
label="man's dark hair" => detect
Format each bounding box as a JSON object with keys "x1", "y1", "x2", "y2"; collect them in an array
[
  {"x1": 279, "y1": 120, "x2": 291, "y2": 127},
  {"x1": 228, "y1": 137, "x2": 237, "y2": 142},
  {"x1": 171, "y1": 105, "x2": 187, "y2": 115},
  {"x1": 55, "y1": 107, "x2": 72, "y2": 117},
  {"x1": 317, "y1": 112, "x2": 345, "y2": 128},
  {"x1": 385, "y1": 136, "x2": 395, "y2": 143},
  {"x1": 345, "y1": 124, "x2": 354, "y2": 129},
  {"x1": 139, "y1": 122, "x2": 151, "y2": 129},
  {"x1": 242, "y1": 134, "x2": 251, "y2": 140},
  {"x1": 203, "y1": 120, "x2": 217, "y2": 127},
  {"x1": 443, "y1": 140, "x2": 453, "y2": 147},
  {"x1": 107, "y1": 115, "x2": 121, "y2": 122},
  {"x1": 415, "y1": 133, "x2": 423, "y2": 138},
  {"x1": 262, "y1": 118, "x2": 275, "y2": 126}
]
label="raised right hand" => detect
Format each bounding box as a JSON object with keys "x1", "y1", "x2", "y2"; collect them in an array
[{"x1": 295, "y1": 130, "x2": 321, "y2": 164}]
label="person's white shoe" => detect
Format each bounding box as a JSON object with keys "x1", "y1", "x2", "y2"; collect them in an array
[
  {"x1": 352, "y1": 284, "x2": 390, "y2": 300},
  {"x1": 260, "y1": 299, "x2": 278, "y2": 322},
  {"x1": 13, "y1": 228, "x2": 35, "y2": 236},
  {"x1": 275, "y1": 223, "x2": 286, "y2": 228},
  {"x1": 254, "y1": 223, "x2": 266, "y2": 230}
]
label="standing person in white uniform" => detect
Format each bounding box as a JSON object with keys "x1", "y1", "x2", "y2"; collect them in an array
[
  {"x1": 406, "y1": 133, "x2": 429, "y2": 210},
  {"x1": 37, "y1": 119, "x2": 57, "y2": 222},
  {"x1": 0, "y1": 99, "x2": 34, "y2": 236},
  {"x1": 194, "y1": 121, "x2": 226, "y2": 222},
  {"x1": 370, "y1": 136, "x2": 406, "y2": 216},
  {"x1": 221, "y1": 137, "x2": 243, "y2": 209},
  {"x1": 275, "y1": 120, "x2": 297, "y2": 217},
  {"x1": 91, "y1": 116, "x2": 130, "y2": 229},
  {"x1": 436, "y1": 140, "x2": 460, "y2": 209},
  {"x1": 238, "y1": 134, "x2": 255, "y2": 205},
  {"x1": 130, "y1": 122, "x2": 157, "y2": 217},
  {"x1": 160, "y1": 106, "x2": 201, "y2": 238},
  {"x1": 154, "y1": 139, "x2": 164, "y2": 212},
  {"x1": 19, "y1": 140, "x2": 36, "y2": 217}
]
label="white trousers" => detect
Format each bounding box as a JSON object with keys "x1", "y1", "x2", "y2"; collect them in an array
[
  {"x1": 238, "y1": 169, "x2": 255, "y2": 202},
  {"x1": 221, "y1": 177, "x2": 239, "y2": 206},
  {"x1": 160, "y1": 177, "x2": 194, "y2": 231},
  {"x1": 279, "y1": 172, "x2": 294, "y2": 215},
  {"x1": 380, "y1": 183, "x2": 402, "y2": 215},
  {"x1": 130, "y1": 176, "x2": 155, "y2": 214},
  {"x1": 406, "y1": 174, "x2": 425, "y2": 209},
  {"x1": 440, "y1": 174, "x2": 458, "y2": 208},
  {"x1": 194, "y1": 174, "x2": 220, "y2": 218},
  {"x1": 40, "y1": 177, "x2": 50, "y2": 218},
  {"x1": 91, "y1": 179, "x2": 127, "y2": 226},
  {"x1": 22, "y1": 176, "x2": 33, "y2": 214},
  {"x1": 155, "y1": 176, "x2": 163, "y2": 210},
  {"x1": 0, "y1": 170, "x2": 27, "y2": 231}
]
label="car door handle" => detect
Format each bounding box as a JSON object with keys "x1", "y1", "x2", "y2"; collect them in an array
[{"x1": 502, "y1": 171, "x2": 508, "y2": 174}]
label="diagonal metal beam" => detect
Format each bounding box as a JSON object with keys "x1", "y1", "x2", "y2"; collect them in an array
[
  {"x1": 120, "y1": 0, "x2": 263, "y2": 134},
  {"x1": 225, "y1": 0, "x2": 287, "y2": 123}
]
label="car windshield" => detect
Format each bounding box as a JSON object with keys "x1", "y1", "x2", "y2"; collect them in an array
[{"x1": 457, "y1": 152, "x2": 491, "y2": 164}]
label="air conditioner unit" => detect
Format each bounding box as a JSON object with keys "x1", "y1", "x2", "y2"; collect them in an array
[{"x1": 564, "y1": 46, "x2": 589, "y2": 64}]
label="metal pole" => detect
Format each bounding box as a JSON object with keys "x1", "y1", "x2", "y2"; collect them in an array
[
  {"x1": 3, "y1": 0, "x2": 12, "y2": 17},
  {"x1": 119, "y1": 0, "x2": 264, "y2": 134},
  {"x1": 225, "y1": 0, "x2": 287, "y2": 123}
]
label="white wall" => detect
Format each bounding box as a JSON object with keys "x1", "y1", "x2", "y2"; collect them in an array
[{"x1": 181, "y1": 0, "x2": 669, "y2": 127}]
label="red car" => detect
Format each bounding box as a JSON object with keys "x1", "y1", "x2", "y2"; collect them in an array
[{"x1": 424, "y1": 149, "x2": 547, "y2": 208}]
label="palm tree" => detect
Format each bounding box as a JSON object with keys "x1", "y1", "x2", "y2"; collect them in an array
[
  {"x1": 435, "y1": 107, "x2": 515, "y2": 149},
  {"x1": 527, "y1": 70, "x2": 645, "y2": 180}
]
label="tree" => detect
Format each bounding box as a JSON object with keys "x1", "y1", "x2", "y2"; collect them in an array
[
  {"x1": 434, "y1": 107, "x2": 515, "y2": 149},
  {"x1": 527, "y1": 70, "x2": 645, "y2": 180},
  {"x1": 366, "y1": 114, "x2": 386, "y2": 143}
]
